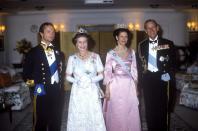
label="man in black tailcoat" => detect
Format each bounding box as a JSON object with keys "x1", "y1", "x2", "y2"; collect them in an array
[
  {"x1": 23, "y1": 22, "x2": 64, "y2": 131},
  {"x1": 137, "y1": 19, "x2": 176, "y2": 131}
]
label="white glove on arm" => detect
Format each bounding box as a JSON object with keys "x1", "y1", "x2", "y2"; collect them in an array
[
  {"x1": 80, "y1": 73, "x2": 103, "y2": 83},
  {"x1": 80, "y1": 75, "x2": 91, "y2": 83},
  {"x1": 66, "y1": 75, "x2": 78, "y2": 83},
  {"x1": 78, "y1": 75, "x2": 91, "y2": 88},
  {"x1": 90, "y1": 73, "x2": 103, "y2": 83}
]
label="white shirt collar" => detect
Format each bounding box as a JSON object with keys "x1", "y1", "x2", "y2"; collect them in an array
[
  {"x1": 41, "y1": 41, "x2": 53, "y2": 46},
  {"x1": 149, "y1": 35, "x2": 158, "y2": 42},
  {"x1": 41, "y1": 41, "x2": 53, "y2": 49}
]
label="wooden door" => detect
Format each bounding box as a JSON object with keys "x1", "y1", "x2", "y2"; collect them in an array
[
  {"x1": 89, "y1": 32, "x2": 100, "y2": 53},
  {"x1": 131, "y1": 31, "x2": 147, "y2": 52},
  {"x1": 99, "y1": 31, "x2": 115, "y2": 64},
  {"x1": 60, "y1": 32, "x2": 76, "y2": 90}
]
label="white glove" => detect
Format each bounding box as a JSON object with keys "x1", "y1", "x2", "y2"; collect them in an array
[
  {"x1": 66, "y1": 75, "x2": 78, "y2": 83},
  {"x1": 79, "y1": 75, "x2": 91, "y2": 88},
  {"x1": 80, "y1": 75, "x2": 91, "y2": 83},
  {"x1": 91, "y1": 74, "x2": 103, "y2": 83}
]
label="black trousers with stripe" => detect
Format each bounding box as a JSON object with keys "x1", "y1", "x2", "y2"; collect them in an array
[
  {"x1": 33, "y1": 83, "x2": 63, "y2": 131},
  {"x1": 141, "y1": 71, "x2": 172, "y2": 131}
]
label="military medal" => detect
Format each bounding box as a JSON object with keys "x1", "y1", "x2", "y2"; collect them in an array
[
  {"x1": 46, "y1": 50, "x2": 53, "y2": 59},
  {"x1": 159, "y1": 55, "x2": 169, "y2": 62},
  {"x1": 152, "y1": 44, "x2": 170, "y2": 51},
  {"x1": 37, "y1": 87, "x2": 42, "y2": 93},
  {"x1": 34, "y1": 84, "x2": 46, "y2": 96},
  {"x1": 159, "y1": 56, "x2": 165, "y2": 62}
]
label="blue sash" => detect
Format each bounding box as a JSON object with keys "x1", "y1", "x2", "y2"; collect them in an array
[
  {"x1": 50, "y1": 61, "x2": 58, "y2": 76},
  {"x1": 109, "y1": 50, "x2": 133, "y2": 80}
]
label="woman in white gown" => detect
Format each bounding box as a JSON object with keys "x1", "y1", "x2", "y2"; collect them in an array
[{"x1": 66, "y1": 31, "x2": 106, "y2": 131}]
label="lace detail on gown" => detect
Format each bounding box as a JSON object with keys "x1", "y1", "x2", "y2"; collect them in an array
[{"x1": 66, "y1": 53, "x2": 106, "y2": 131}]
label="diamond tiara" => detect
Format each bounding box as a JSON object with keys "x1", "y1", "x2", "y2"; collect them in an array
[
  {"x1": 77, "y1": 27, "x2": 88, "y2": 34},
  {"x1": 114, "y1": 24, "x2": 128, "y2": 29}
]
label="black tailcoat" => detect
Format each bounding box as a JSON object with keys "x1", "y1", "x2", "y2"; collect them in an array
[{"x1": 137, "y1": 37, "x2": 176, "y2": 131}]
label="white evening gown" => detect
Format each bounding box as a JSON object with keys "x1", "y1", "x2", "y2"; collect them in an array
[{"x1": 66, "y1": 52, "x2": 106, "y2": 131}]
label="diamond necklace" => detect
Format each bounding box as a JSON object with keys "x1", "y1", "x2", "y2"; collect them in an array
[
  {"x1": 78, "y1": 51, "x2": 89, "y2": 59},
  {"x1": 115, "y1": 46, "x2": 128, "y2": 57}
]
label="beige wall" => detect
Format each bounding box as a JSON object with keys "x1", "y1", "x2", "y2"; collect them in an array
[{"x1": 3, "y1": 9, "x2": 192, "y2": 64}]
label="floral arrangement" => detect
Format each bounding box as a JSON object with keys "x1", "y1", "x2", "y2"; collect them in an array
[{"x1": 14, "y1": 38, "x2": 32, "y2": 54}]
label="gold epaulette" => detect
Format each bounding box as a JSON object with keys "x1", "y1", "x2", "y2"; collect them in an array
[{"x1": 26, "y1": 79, "x2": 35, "y2": 87}]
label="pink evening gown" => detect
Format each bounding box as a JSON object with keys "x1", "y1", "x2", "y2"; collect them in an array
[{"x1": 103, "y1": 49, "x2": 141, "y2": 131}]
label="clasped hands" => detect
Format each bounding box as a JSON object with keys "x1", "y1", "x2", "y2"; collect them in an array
[
  {"x1": 67, "y1": 73, "x2": 103, "y2": 88},
  {"x1": 77, "y1": 75, "x2": 92, "y2": 88}
]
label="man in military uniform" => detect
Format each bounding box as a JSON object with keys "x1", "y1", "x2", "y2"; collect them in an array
[
  {"x1": 137, "y1": 19, "x2": 176, "y2": 131},
  {"x1": 23, "y1": 22, "x2": 64, "y2": 131}
]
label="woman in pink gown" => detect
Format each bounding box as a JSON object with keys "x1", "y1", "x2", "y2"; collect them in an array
[{"x1": 103, "y1": 28, "x2": 141, "y2": 131}]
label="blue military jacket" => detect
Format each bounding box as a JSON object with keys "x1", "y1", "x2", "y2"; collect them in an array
[{"x1": 23, "y1": 44, "x2": 63, "y2": 86}]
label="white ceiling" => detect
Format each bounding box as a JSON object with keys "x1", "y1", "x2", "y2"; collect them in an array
[{"x1": 0, "y1": 0, "x2": 198, "y2": 13}]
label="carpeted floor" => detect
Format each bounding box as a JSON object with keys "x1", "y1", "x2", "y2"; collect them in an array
[{"x1": 13, "y1": 91, "x2": 196, "y2": 131}]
